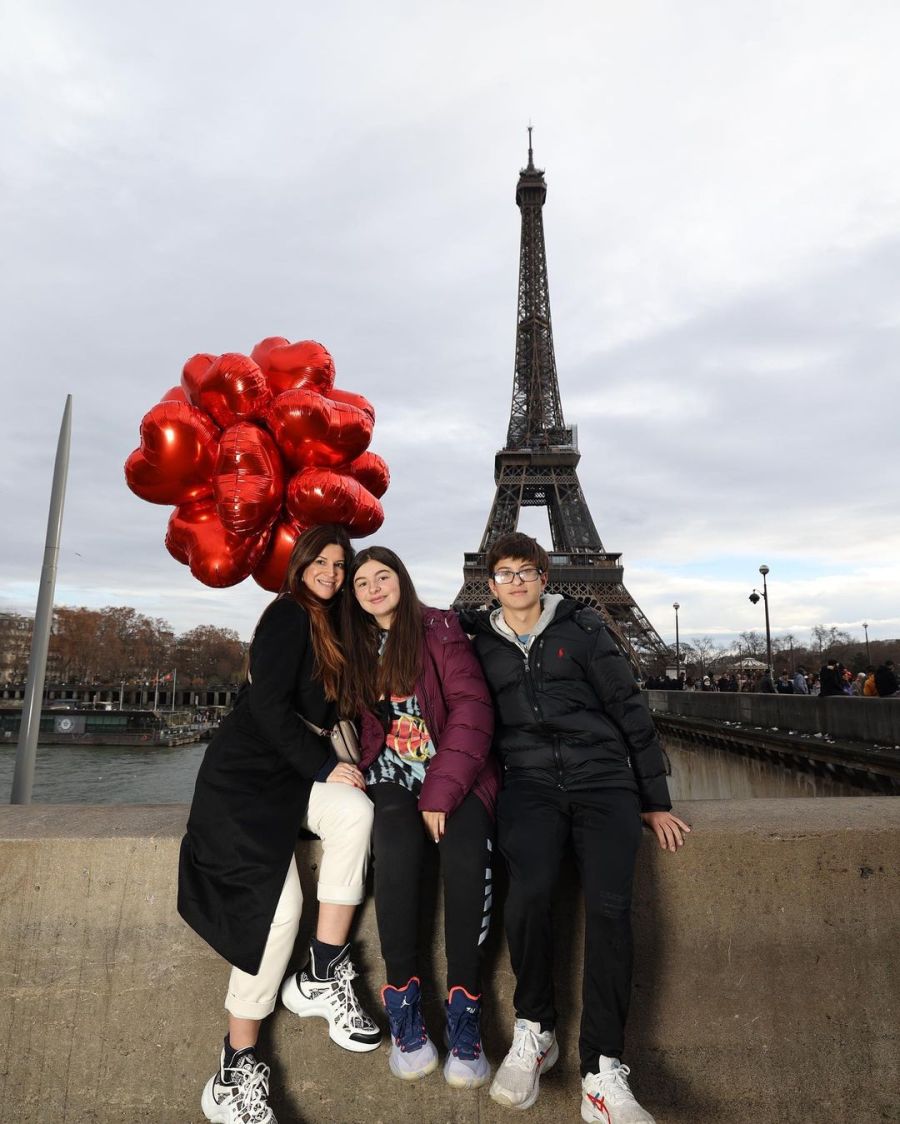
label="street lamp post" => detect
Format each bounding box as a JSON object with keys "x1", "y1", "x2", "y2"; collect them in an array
[
  {"x1": 749, "y1": 564, "x2": 773, "y2": 674},
  {"x1": 673, "y1": 602, "x2": 681, "y2": 683},
  {"x1": 863, "y1": 622, "x2": 870, "y2": 665}
]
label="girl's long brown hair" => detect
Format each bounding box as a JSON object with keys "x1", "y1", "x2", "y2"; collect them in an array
[
  {"x1": 283, "y1": 524, "x2": 354, "y2": 702},
  {"x1": 340, "y1": 546, "x2": 424, "y2": 716}
]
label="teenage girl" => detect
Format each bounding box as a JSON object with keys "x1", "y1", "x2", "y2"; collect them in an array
[{"x1": 342, "y1": 545, "x2": 499, "y2": 1089}]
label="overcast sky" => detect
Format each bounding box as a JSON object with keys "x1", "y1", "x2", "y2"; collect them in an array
[{"x1": 3, "y1": 0, "x2": 898, "y2": 655}]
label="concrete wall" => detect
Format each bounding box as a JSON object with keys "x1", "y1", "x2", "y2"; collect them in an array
[
  {"x1": 647, "y1": 689, "x2": 900, "y2": 745},
  {"x1": 1, "y1": 801, "x2": 898, "y2": 1124}
]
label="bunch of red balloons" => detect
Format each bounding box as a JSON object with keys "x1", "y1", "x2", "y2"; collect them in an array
[{"x1": 125, "y1": 338, "x2": 389, "y2": 590}]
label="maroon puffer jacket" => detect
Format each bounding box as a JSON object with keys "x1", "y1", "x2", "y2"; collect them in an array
[{"x1": 359, "y1": 607, "x2": 499, "y2": 817}]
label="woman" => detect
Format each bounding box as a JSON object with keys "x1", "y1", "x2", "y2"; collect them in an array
[
  {"x1": 178, "y1": 524, "x2": 380, "y2": 1124},
  {"x1": 342, "y1": 546, "x2": 499, "y2": 1089}
]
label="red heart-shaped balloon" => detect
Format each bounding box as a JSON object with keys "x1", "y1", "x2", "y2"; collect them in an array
[
  {"x1": 160, "y1": 385, "x2": 189, "y2": 403},
  {"x1": 347, "y1": 451, "x2": 390, "y2": 498},
  {"x1": 285, "y1": 468, "x2": 383, "y2": 536},
  {"x1": 198, "y1": 353, "x2": 272, "y2": 428},
  {"x1": 250, "y1": 336, "x2": 290, "y2": 378},
  {"x1": 267, "y1": 389, "x2": 373, "y2": 469},
  {"x1": 252, "y1": 338, "x2": 336, "y2": 396},
  {"x1": 345, "y1": 487, "x2": 385, "y2": 536},
  {"x1": 251, "y1": 517, "x2": 310, "y2": 592},
  {"x1": 181, "y1": 353, "x2": 217, "y2": 404},
  {"x1": 329, "y1": 386, "x2": 375, "y2": 421},
  {"x1": 165, "y1": 498, "x2": 271, "y2": 587},
  {"x1": 125, "y1": 401, "x2": 219, "y2": 505},
  {"x1": 286, "y1": 468, "x2": 362, "y2": 526},
  {"x1": 213, "y1": 422, "x2": 285, "y2": 536}
]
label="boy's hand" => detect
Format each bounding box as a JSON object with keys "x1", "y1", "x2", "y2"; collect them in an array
[{"x1": 641, "y1": 811, "x2": 691, "y2": 852}]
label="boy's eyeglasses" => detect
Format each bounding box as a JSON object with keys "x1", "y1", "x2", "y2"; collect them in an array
[{"x1": 492, "y1": 567, "x2": 544, "y2": 585}]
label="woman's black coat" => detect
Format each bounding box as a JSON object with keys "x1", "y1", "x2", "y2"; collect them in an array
[{"x1": 177, "y1": 595, "x2": 334, "y2": 975}]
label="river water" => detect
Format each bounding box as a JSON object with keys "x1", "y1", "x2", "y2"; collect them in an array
[
  {"x1": 0, "y1": 735, "x2": 871, "y2": 803},
  {"x1": 0, "y1": 742, "x2": 210, "y2": 804}
]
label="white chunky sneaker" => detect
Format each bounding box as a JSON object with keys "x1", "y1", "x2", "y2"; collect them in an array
[
  {"x1": 281, "y1": 945, "x2": 381, "y2": 1052},
  {"x1": 201, "y1": 1047, "x2": 277, "y2": 1124},
  {"x1": 489, "y1": 1017, "x2": 559, "y2": 1110},
  {"x1": 581, "y1": 1058, "x2": 656, "y2": 1123}
]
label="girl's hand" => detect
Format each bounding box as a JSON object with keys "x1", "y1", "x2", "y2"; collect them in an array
[
  {"x1": 641, "y1": 811, "x2": 691, "y2": 852},
  {"x1": 421, "y1": 810, "x2": 446, "y2": 843},
  {"x1": 326, "y1": 763, "x2": 366, "y2": 790}
]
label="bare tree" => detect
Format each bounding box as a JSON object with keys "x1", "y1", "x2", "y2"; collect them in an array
[
  {"x1": 738, "y1": 630, "x2": 766, "y2": 659},
  {"x1": 175, "y1": 625, "x2": 245, "y2": 685},
  {"x1": 689, "y1": 635, "x2": 723, "y2": 674}
]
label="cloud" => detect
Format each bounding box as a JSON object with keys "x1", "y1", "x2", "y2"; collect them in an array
[{"x1": 3, "y1": 0, "x2": 899, "y2": 649}]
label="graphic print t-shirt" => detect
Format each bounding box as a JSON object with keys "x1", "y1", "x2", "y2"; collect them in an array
[{"x1": 365, "y1": 691, "x2": 436, "y2": 795}]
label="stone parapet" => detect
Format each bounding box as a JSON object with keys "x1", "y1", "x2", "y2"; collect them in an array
[
  {"x1": 648, "y1": 688, "x2": 900, "y2": 746},
  {"x1": 1, "y1": 801, "x2": 898, "y2": 1123}
]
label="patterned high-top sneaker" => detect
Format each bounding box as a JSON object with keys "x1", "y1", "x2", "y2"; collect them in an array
[
  {"x1": 201, "y1": 1046, "x2": 277, "y2": 1124},
  {"x1": 281, "y1": 943, "x2": 381, "y2": 1052}
]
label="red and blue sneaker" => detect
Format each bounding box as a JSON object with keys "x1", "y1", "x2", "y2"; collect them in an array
[
  {"x1": 381, "y1": 977, "x2": 439, "y2": 1081},
  {"x1": 443, "y1": 986, "x2": 491, "y2": 1088}
]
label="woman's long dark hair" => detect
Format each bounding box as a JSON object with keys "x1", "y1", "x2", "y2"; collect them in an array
[
  {"x1": 283, "y1": 523, "x2": 353, "y2": 702},
  {"x1": 341, "y1": 546, "x2": 424, "y2": 715}
]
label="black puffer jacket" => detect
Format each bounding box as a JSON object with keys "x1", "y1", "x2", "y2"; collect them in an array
[{"x1": 461, "y1": 598, "x2": 671, "y2": 812}]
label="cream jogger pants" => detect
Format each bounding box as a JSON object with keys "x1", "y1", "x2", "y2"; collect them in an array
[{"x1": 224, "y1": 780, "x2": 374, "y2": 1020}]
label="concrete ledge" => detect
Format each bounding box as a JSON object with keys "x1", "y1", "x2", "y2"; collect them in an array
[
  {"x1": 647, "y1": 689, "x2": 900, "y2": 745},
  {"x1": 1, "y1": 801, "x2": 898, "y2": 1123}
]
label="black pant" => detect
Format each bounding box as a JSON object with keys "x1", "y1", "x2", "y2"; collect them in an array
[
  {"x1": 498, "y1": 783, "x2": 643, "y2": 1075},
  {"x1": 371, "y1": 784, "x2": 493, "y2": 995}
]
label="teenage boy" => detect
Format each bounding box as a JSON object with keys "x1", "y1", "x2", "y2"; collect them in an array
[{"x1": 461, "y1": 533, "x2": 689, "y2": 1124}]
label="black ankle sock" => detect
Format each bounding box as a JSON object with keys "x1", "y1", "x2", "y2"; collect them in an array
[
  {"x1": 310, "y1": 937, "x2": 347, "y2": 979},
  {"x1": 223, "y1": 1034, "x2": 254, "y2": 1071}
]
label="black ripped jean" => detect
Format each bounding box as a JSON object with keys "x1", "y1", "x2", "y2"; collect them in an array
[{"x1": 497, "y1": 783, "x2": 643, "y2": 1075}]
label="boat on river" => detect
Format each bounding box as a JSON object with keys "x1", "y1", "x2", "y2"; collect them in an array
[{"x1": 0, "y1": 707, "x2": 213, "y2": 748}]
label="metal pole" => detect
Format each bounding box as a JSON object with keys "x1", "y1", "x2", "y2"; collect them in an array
[
  {"x1": 863, "y1": 622, "x2": 870, "y2": 665},
  {"x1": 673, "y1": 602, "x2": 680, "y2": 682},
  {"x1": 760, "y1": 565, "x2": 773, "y2": 673},
  {"x1": 11, "y1": 396, "x2": 73, "y2": 804},
  {"x1": 153, "y1": 670, "x2": 159, "y2": 712}
]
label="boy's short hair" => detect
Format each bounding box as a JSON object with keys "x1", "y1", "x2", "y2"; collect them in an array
[{"x1": 486, "y1": 533, "x2": 550, "y2": 577}]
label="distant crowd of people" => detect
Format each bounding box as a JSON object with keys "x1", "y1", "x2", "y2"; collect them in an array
[{"x1": 645, "y1": 659, "x2": 898, "y2": 697}]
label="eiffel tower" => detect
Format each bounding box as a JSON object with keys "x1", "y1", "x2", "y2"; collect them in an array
[{"x1": 454, "y1": 132, "x2": 668, "y2": 667}]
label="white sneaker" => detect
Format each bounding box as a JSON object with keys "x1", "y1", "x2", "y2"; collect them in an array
[
  {"x1": 281, "y1": 948, "x2": 381, "y2": 1053},
  {"x1": 581, "y1": 1058, "x2": 656, "y2": 1123},
  {"x1": 201, "y1": 1047, "x2": 277, "y2": 1124},
  {"x1": 489, "y1": 1018, "x2": 559, "y2": 1110}
]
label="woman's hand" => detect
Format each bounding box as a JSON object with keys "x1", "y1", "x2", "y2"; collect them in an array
[
  {"x1": 326, "y1": 763, "x2": 366, "y2": 790},
  {"x1": 421, "y1": 809, "x2": 446, "y2": 843},
  {"x1": 641, "y1": 810, "x2": 691, "y2": 852}
]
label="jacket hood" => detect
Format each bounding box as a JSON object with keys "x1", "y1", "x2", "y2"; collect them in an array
[
  {"x1": 489, "y1": 593, "x2": 566, "y2": 651},
  {"x1": 461, "y1": 595, "x2": 585, "y2": 637}
]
